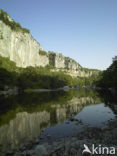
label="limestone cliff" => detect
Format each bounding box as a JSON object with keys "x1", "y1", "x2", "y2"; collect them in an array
[
  {"x1": 0, "y1": 10, "x2": 99, "y2": 77},
  {"x1": 48, "y1": 52, "x2": 99, "y2": 77},
  {"x1": 0, "y1": 10, "x2": 46, "y2": 67}
]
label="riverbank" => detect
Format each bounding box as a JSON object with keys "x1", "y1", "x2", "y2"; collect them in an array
[
  {"x1": 1, "y1": 118, "x2": 117, "y2": 156},
  {"x1": 0, "y1": 85, "x2": 96, "y2": 96},
  {"x1": 0, "y1": 87, "x2": 18, "y2": 96}
]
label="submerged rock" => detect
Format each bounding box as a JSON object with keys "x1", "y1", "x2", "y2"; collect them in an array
[
  {"x1": 63, "y1": 86, "x2": 70, "y2": 92},
  {"x1": 35, "y1": 145, "x2": 48, "y2": 156}
]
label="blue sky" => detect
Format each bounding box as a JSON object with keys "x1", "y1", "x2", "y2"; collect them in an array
[{"x1": 0, "y1": 0, "x2": 117, "y2": 70}]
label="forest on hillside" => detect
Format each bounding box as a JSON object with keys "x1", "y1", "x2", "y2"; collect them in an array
[
  {"x1": 96, "y1": 56, "x2": 117, "y2": 92},
  {"x1": 0, "y1": 56, "x2": 98, "y2": 91}
]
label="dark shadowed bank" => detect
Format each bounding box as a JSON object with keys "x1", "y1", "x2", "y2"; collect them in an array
[{"x1": 95, "y1": 57, "x2": 117, "y2": 94}]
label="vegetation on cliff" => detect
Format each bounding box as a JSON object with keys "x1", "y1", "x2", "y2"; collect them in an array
[
  {"x1": 0, "y1": 56, "x2": 98, "y2": 91},
  {"x1": 48, "y1": 51, "x2": 55, "y2": 67},
  {"x1": 96, "y1": 56, "x2": 117, "y2": 91},
  {"x1": 39, "y1": 49, "x2": 48, "y2": 56},
  {"x1": 0, "y1": 9, "x2": 30, "y2": 33}
]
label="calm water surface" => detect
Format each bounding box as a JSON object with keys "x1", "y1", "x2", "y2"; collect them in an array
[{"x1": 0, "y1": 89, "x2": 116, "y2": 151}]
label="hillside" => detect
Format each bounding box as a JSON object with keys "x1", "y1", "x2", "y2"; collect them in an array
[{"x1": 0, "y1": 9, "x2": 100, "y2": 78}]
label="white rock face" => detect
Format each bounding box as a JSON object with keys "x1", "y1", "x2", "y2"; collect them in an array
[
  {"x1": 0, "y1": 20, "x2": 44, "y2": 67},
  {"x1": 54, "y1": 53, "x2": 65, "y2": 68},
  {"x1": 39, "y1": 55, "x2": 49, "y2": 67},
  {"x1": 49, "y1": 53, "x2": 99, "y2": 77},
  {"x1": 65, "y1": 57, "x2": 81, "y2": 70},
  {"x1": 0, "y1": 13, "x2": 99, "y2": 77}
]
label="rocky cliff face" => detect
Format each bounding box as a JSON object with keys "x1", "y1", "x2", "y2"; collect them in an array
[
  {"x1": 49, "y1": 52, "x2": 99, "y2": 77},
  {"x1": 0, "y1": 10, "x2": 99, "y2": 77},
  {"x1": 0, "y1": 19, "x2": 44, "y2": 67}
]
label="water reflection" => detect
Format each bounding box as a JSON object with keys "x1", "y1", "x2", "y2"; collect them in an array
[
  {"x1": 97, "y1": 89, "x2": 117, "y2": 115},
  {"x1": 0, "y1": 89, "x2": 116, "y2": 151}
]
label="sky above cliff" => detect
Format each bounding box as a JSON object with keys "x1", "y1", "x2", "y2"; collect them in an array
[{"x1": 0, "y1": 0, "x2": 117, "y2": 70}]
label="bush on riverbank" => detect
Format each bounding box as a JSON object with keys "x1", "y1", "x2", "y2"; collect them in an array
[
  {"x1": 0, "y1": 56, "x2": 98, "y2": 90},
  {"x1": 95, "y1": 57, "x2": 117, "y2": 91}
]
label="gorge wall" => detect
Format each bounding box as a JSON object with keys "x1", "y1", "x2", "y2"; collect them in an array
[{"x1": 0, "y1": 10, "x2": 99, "y2": 77}]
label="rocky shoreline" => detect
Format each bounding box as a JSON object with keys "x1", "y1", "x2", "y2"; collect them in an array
[{"x1": 1, "y1": 118, "x2": 117, "y2": 156}]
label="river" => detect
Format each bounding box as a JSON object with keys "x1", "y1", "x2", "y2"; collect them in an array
[{"x1": 0, "y1": 89, "x2": 117, "y2": 154}]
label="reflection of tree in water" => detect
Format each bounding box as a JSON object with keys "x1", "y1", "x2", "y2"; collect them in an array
[
  {"x1": 0, "y1": 89, "x2": 100, "y2": 126},
  {"x1": 97, "y1": 89, "x2": 117, "y2": 115},
  {"x1": 0, "y1": 89, "x2": 101, "y2": 151}
]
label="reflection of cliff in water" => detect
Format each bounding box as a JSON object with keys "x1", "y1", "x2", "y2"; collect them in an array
[
  {"x1": 0, "y1": 90, "x2": 101, "y2": 150},
  {"x1": 0, "y1": 111, "x2": 50, "y2": 151},
  {"x1": 52, "y1": 96, "x2": 100, "y2": 124}
]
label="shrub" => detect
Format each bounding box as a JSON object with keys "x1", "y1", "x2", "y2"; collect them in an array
[
  {"x1": 95, "y1": 58, "x2": 117, "y2": 90},
  {"x1": 48, "y1": 52, "x2": 55, "y2": 66},
  {"x1": 39, "y1": 50, "x2": 47, "y2": 56},
  {"x1": 0, "y1": 9, "x2": 30, "y2": 33}
]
